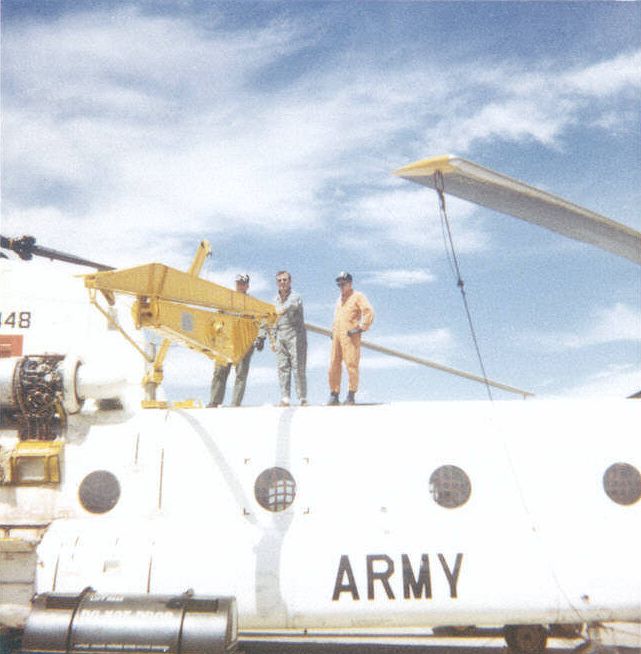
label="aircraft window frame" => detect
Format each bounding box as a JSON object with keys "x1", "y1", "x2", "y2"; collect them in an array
[
  {"x1": 78, "y1": 470, "x2": 121, "y2": 514},
  {"x1": 254, "y1": 467, "x2": 296, "y2": 512},
  {"x1": 429, "y1": 465, "x2": 471, "y2": 509},
  {"x1": 603, "y1": 462, "x2": 641, "y2": 506}
]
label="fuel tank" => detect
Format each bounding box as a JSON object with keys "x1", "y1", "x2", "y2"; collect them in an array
[{"x1": 20, "y1": 590, "x2": 237, "y2": 654}]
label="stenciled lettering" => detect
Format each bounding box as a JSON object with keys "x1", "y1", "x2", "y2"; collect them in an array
[
  {"x1": 438, "y1": 552, "x2": 463, "y2": 598},
  {"x1": 367, "y1": 554, "x2": 395, "y2": 600},
  {"x1": 0, "y1": 311, "x2": 31, "y2": 329},
  {"x1": 332, "y1": 553, "x2": 463, "y2": 601},
  {"x1": 332, "y1": 554, "x2": 360, "y2": 600},
  {"x1": 402, "y1": 553, "x2": 432, "y2": 599}
]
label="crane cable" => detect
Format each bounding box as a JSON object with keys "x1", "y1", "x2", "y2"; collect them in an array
[
  {"x1": 434, "y1": 170, "x2": 493, "y2": 401},
  {"x1": 432, "y1": 176, "x2": 593, "y2": 622}
]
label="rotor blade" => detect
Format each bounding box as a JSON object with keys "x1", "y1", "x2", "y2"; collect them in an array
[
  {"x1": 1, "y1": 235, "x2": 114, "y2": 270},
  {"x1": 394, "y1": 155, "x2": 641, "y2": 265},
  {"x1": 305, "y1": 323, "x2": 534, "y2": 398}
]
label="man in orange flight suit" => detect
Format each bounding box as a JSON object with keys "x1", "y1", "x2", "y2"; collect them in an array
[{"x1": 328, "y1": 272, "x2": 374, "y2": 405}]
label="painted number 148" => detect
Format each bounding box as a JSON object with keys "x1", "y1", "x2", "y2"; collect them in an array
[{"x1": 0, "y1": 311, "x2": 32, "y2": 328}]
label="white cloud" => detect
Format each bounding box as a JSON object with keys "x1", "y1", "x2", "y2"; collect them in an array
[
  {"x1": 546, "y1": 363, "x2": 641, "y2": 399},
  {"x1": 163, "y1": 343, "x2": 280, "y2": 389},
  {"x1": 163, "y1": 345, "x2": 215, "y2": 385},
  {"x1": 3, "y1": 9, "x2": 307, "y2": 109},
  {"x1": 562, "y1": 50, "x2": 641, "y2": 97},
  {"x1": 566, "y1": 303, "x2": 641, "y2": 349},
  {"x1": 3, "y1": 5, "x2": 638, "y2": 409},
  {"x1": 2, "y1": 9, "x2": 329, "y2": 261},
  {"x1": 554, "y1": 303, "x2": 641, "y2": 350},
  {"x1": 304, "y1": 300, "x2": 336, "y2": 318},
  {"x1": 360, "y1": 354, "x2": 412, "y2": 371},
  {"x1": 307, "y1": 341, "x2": 332, "y2": 371},
  {"x1": 374, "y1": 329, "x2": 455, "y2": 352},
  {"x1": 362, "y1": 269, "x2": 435, "y2": 288},
  {"x1": 421, "y1": 51, "x2": 641, "y2": 154},
  {"x1": 2, "y1": 8, "x2": 639, "y2": 269},
  {"x1": 339, "y1": 187, "x2": 487, "y2": 254}
]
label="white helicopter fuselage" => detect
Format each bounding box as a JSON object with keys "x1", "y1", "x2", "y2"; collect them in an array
[
  {"x1": 3, "y1": 149, "x2": 641, "y2": 646},
  {"x1": 2, "y1": 398, "x2": 640, "y2": 633}
]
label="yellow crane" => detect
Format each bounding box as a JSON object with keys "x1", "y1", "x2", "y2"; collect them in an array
[{"x1": 83, "y1": 241, "x2": 277, "y2": 406}]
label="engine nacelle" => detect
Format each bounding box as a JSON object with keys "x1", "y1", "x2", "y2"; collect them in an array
[
  {"x1": 0, "y1": 355, "x2": 128, "y2": 440},
  {"x1": 21, "y1": 590, "x2": 238, "y2": 654}
]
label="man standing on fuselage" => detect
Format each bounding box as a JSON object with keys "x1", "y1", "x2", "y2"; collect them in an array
[
  {"x1": 272, "y1": 271, "x2": 307, "y2": 406},
  {"x1": 208, "y1": 274, "x2": 261, "y2": 407},
  {"x1": 328, "y1": 272, "x2": 374, "y2": 406}
]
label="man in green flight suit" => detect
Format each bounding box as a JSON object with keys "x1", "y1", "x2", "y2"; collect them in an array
[{"x1": 208, "y1": 274, "x2": 263, "y2": 407}]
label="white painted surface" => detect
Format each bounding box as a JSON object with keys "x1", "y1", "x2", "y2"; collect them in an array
[
  {"x1": 3, "y1": 400, "x2": 639, "y2": 632},
  {"x1": 1, "y1": 259, "x2": 639, "y2": 636}
]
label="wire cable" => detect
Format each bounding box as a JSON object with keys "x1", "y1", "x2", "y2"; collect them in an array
[
  {"x1": 432, "y1": 172, "x2": 590, "y2": 624},
  {"x1": 433, "y1": 171, "x2": 494, "y2": 401}
]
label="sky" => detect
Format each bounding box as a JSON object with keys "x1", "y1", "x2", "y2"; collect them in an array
[{"x1": 1, "y1": 0, "x2": 640, "y2": 406}]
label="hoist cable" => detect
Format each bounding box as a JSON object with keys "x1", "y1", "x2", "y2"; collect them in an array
[
  {"x1": 433, "y1": 171, "x2": 494, "y2": 401},
  {"x1": 432, "y1": 174, "x2": 587, "y2": 616}
]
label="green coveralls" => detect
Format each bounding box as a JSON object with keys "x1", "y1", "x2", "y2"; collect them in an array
[{"x1": 209, "y1": 345, "x2": 254, "y2": 407}]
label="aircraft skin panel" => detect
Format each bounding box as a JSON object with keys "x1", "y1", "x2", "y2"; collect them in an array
[
  {"x1": 4, "y1": 400, "x2": 640, "y2": 632},
  {"x1": 394, "y1": 155, "x2": 641, "y2": 265},
  {"x1": 3, "y1": 169, "x2": 640, "y2": 644},
  {"x1": 0, "y1": 260, "x2": 146, "y2": 405}
]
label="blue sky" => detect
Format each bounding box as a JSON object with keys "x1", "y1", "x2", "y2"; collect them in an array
[{"x1": 2, "y1": 1, "x2": 640, "y2": 405}]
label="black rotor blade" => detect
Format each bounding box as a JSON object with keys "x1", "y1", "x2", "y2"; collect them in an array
[{"x1": 1, "y1": 235, "x2": 114, "y2": 271}]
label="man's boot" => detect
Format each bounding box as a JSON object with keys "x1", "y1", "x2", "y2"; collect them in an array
[
  {"x1": 327, "y1": 392, "x2": 340, "y2": 406},
  {"x1": 344, "y1": 391, "x2": 356, "y2": 405}
]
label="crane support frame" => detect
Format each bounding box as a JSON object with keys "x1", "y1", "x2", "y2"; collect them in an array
[
  {"x1": 84, "y1": 263, "x2": 276, "y2": 319},
  {"x1": 84, "y1": 260, "x2": 276, "y2": 372}
]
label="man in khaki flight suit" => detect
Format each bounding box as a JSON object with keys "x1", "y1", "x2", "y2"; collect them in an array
[
  {"x1": 328, "y1": 272, "x2": 374, "y2": 405},
  {"x1": 208, "y1": 274, "x2": 262, "y2": 407}
]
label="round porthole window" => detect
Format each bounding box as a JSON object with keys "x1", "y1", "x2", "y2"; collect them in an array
[
  {"x1": 603, "y1": 462, "x2": 641, "y2": 506},
  {"x1": 79, "y1": 470, "x2": 121, "y2": 514},
  {"x1": 254, "y1": 467, "x2": 296, "y2": 512},
  {"x1": 429, "y1": 465, "x2": 471, "y2": 509}
]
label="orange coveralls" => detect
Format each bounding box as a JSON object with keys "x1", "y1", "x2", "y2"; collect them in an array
[{"x1": 329, "y1": 290, "x2": 374, "y2": 393}]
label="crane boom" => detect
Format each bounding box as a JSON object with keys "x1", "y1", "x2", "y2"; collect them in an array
[{"x1": 84, "y1": 260, "x2": 277, "y2": 368}]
